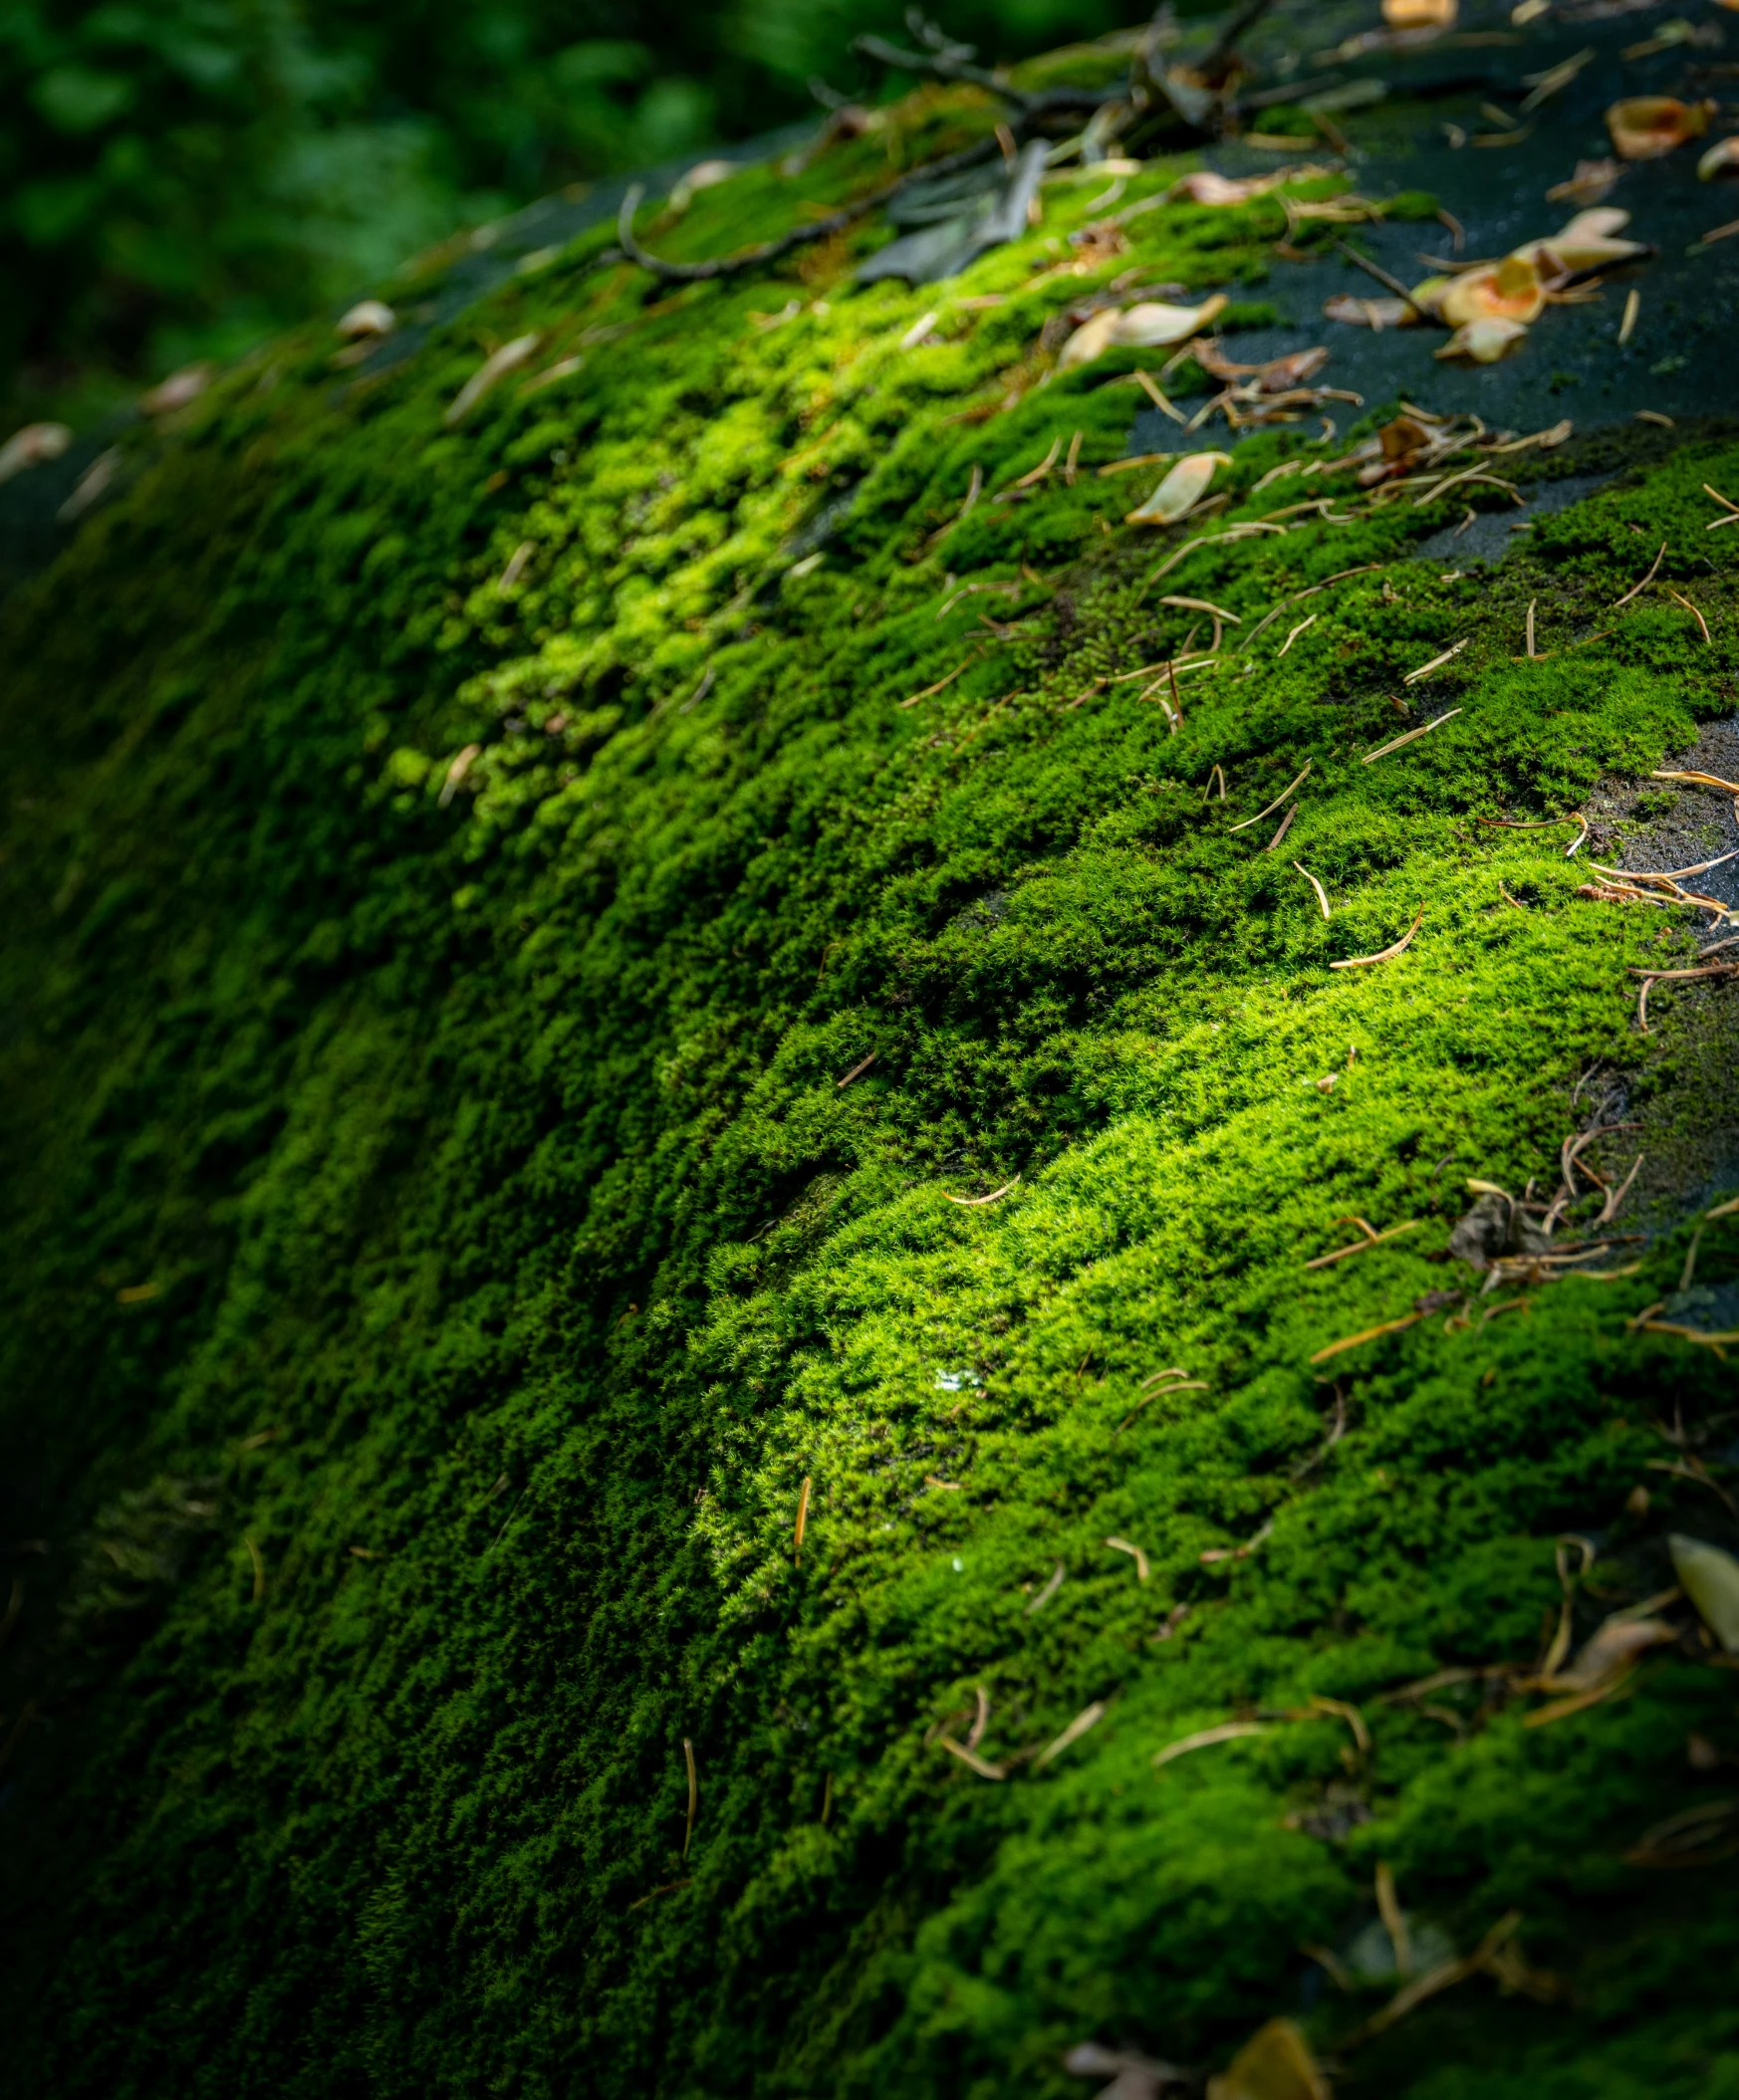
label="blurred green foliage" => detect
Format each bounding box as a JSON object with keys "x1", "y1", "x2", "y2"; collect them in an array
[{"x1": 0, "y1": 0, "x2": 1146, "y2": 413}]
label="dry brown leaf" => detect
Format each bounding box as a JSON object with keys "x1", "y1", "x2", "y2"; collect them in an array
[
  {"x1": 1546, "y1": 157, "x2": 1621, "y2": 205},
  {"x1": 1169, "y1": 170, "x2": 1284, "y2": 205},
  {"x1": 1324, "y1": 294, "x2": 1417, "y2": 329},
  {"x1": 1438, "y1": 255, "x2": 1548, "y2": 327},
  {"x1": 1606, "y1": 97, "x2": 1714, "y2": 161}
]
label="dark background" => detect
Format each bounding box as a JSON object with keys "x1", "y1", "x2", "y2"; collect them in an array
[{"x1": 1, "y1": 0, "x2": 1159, "y2": 427}]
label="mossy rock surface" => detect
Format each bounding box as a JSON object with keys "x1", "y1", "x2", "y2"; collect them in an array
[{"x1": 3, "y1": 27, "x2": 1739, "y2": 2099}]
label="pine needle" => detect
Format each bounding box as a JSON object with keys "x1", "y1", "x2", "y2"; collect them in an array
[
  {"x1": 937, "y1": 1734, "x2": 1007, "y2": 1779},
  {"x1": 1363, "y1": 711, "x2": 1460, "y2": 764},
  {"x1": 682, "y1": 1738, "x2": 698, "y2": 1858},
  {"x1": 1305, "y1": 1218, "x2": 1419, "y2": 1269},
  {"x1": 1329, "y1": 909, "x2": 1424, "y2": 970},
  {"x1": 1666, "y1": 589, "x2": 1710, "y2": 644},
  {"x1": 1228, "y1": 762, "x2": 1311, "y2": 832},
  {"x1": 1012, "y1": 436, "x2": 1063, "y2": 489},
  {"x1": 1034, "y1": 1700, "x2": 1107, "y2": 1770},
  {"x1": 1611, "y1": 540, "x2": 1666, "y2": 609},
  {"x1": 1401, "y1": 639, "x2": 1469, "y2": 685},
  {"x1": 942, "y1": 1176, "x2": 1021, "y2": 1207},
  {"x1": 1309, "y1": 1309, "x2": 1424, "y2": 1364},
  {"x1": 1294, "y1": 862, "x2": 1332, "y2": 918},
  {"x1": 899, "y1": 657, "x2": 973, "y2": 708},
  {"x1": 1153, "y1": 1720, "x2": 1269, "y2": 1767}
]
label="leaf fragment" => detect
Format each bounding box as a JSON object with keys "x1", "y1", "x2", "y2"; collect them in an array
[
  {"x1": 1125, "y1": 451, "x2": 1233, "y2": 525},
  {"x1": 1670, "y1": 1533, "x2": 1739, "y2": 1652},
  {"x1": 1606, "y1": 97, "x2": 1714, "y2": 161}
]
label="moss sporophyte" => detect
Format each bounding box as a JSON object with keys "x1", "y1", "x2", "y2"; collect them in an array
[{"x1": 3, "y1": 13, "x2": 1739, "y2": 2098}]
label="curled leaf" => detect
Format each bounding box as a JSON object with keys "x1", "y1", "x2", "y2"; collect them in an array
[
  {"x1": 1550, "y1": 1616, "x2": 1676, "y2": 1691},
  {"x1": 1206, "y1": 2019, "x2": 1331, "y2": 2100},
  {"x1": 1324, "y1": 293, "x2": 1417, "y2": 329},
  {"x1": 1125, "y1": 451, "x2": 1231, "y2": 525},
  {"x1": 1169, "y1": 170, "x2": 1292, "y2": 205},
  {"x1": 1057, "y1": 308, "x2": 1124, "y2": 370},
  {"x1": 1546, "y1": 156, "x2": 1621, "y2": 205},
  {"x1": 1436, "y1": 316, "x2": 1529, "y2": 363},
  {"x1": 0, "y1": 421, "x2": 72, "y2": 486},
  {"x1": 1437, "y1": 255, "x2": 1547, "y2": 328},
  {"x1": 1606, "y1": 97, "x2": 1713, "y2": 161},
  {"x1": 1115, "y1": 294, "x2": 1230, "y2": 349},
  {"x1": 1698, "y1": 136, "x2": 1739, "y2": 180},
  {"x1": 139, "y1": 363, "x2": 214, "y2": 415},
  {"x1": 1512, "y1": 208, "x2": 1650, "y2": 273},
  {"x1": 1058, "y1": 296, "x2": 1231, "y2": 368},
  {"x1": 337, "y1": 300, "x2": 396, "y2": 339},
  {"x1": 1671, "y1": 1533, "x2": 1739, "y2": 1652}
]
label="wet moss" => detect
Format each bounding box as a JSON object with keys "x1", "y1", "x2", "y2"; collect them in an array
[{"x1": 2, "y1": 65, "x2": 1738, "y2": 2100}]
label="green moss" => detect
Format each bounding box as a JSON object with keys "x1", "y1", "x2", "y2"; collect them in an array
[{"x1": 2, "y1": 68, "x2": 1738, "y2": 2100}]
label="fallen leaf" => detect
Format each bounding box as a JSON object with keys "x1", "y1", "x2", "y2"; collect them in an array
[
  {"x1": 1512, "y1": 206, "x2": 1650, "y2": 273},
  {"x1": 1064, "y1": 2042, "x2": 1187, "y2": 2100},
  {"x1": 1606, "y1": 97, "x2": 1714, "y2": 160},
  {"x1": 337, "y1": 300, "x2": 396, "y2": 339},
  {"x1": 1546, "y1": 157, "x2": 1621, "y2": 204},
  {"x1": 1194, "y1": 340, "x2": 1331, "y2": 390},
  {"x1": 1671, "y1": 1533, "x2": 1739, "y2": 1652},
  {"x1": 1436, "y1": 316, "x2": 1529, "y2": 362},
  {"x1": 1548, "y1": 1615, "x2": 1677, "y2": 1691},
  {"x1": 139, "y1": 363, "x2": 214, "y2": 414},
  {"x1": 1324, "y1": 293, "x2": 1417, "y2": 329},
  {"x1": 1383, "y1": 0, "x2": 1457, "y2": 22},
  {"x1": 1115, "y1": 294, "x2": 1230, "y2": 349},
  {"x1": 1699, "y1": 137, "x2": 1739, "y2": 180},
  {"x1": 0, "y1": 421, "x2": 72, "y2": 485},
  {"x1": 1169, "y1": 170, "x2": 1279, "y2": 205},
  {"x1": 1125, "y1": 451, "x2": 1231, "y2": 525},
  {"x1": 1206, "y1": 2017, "x2": 1331, "y2": 2100},
  {"x1": 1437, "y1": 255, "x2": 1548, "y2": 327},
  {"x1": 1057, "y1": 308, "x2": 1126, "y2": 370}
]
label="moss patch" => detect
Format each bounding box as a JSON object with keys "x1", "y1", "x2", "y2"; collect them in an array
[{"x1": 2, "y1": 76, "x2": 1739, "y2": 2100}]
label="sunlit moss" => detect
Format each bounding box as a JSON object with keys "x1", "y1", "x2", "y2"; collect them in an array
[{"x1": 2, "y1": 66, "x2": 1738, "y2": 2100}]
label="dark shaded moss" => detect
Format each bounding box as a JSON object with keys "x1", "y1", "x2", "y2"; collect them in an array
[{"x1": 2, "y1": 72, "x2": 1738, "y2": 2100}]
